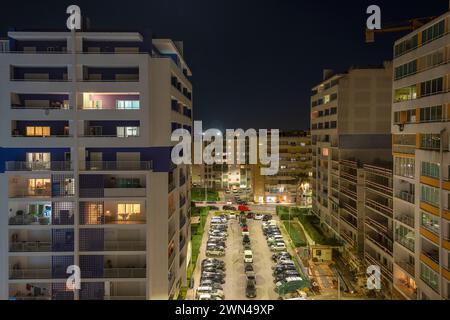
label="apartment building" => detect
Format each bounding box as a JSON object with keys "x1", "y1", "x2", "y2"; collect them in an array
[
  {"x1": 391, "y1": 11, "x2": 450, "y2": 300},
  {"x1": 310, "y1": 64, "x2": 392, "y2": 273},
  {"x1": 363, "y1": 162, "x2": 394, "y2": 295},
  {"x1": 192, "y1": 163, "x2": 252, "y2": 191},
  {"x1": 0, "y1": 29, "x2": 192, "y2": 300},
  {"x1": 253, "y1": 130, "x2": 312, "y2": 205}
]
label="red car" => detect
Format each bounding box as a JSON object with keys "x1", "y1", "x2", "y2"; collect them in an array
[
  {"x1": 238, "y1": 205, "x2": 249, "y2": 212},
  {"x1": 242, "y1": 226, "x2": 249, "y2": 232}
]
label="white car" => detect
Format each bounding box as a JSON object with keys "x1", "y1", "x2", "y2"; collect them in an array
[
  {"x1": 271, "y1": 242, "x2": 287, "y2": 251},
  {"x1": 229, "y1": 213, "x2": 237, "y2": 219},
  {"x1": 254, "y1": 213, "x2": 264, "y2": 220},
  {"x1": 242, "y1": 230, "x2": 249, "y2": 236},
  {"x1": 195, "y1": 286, "x2": 225, "y2": 299},
  {"x1": 198, "y1": 293, "x2": 222, "y2": 300},
  {"x1": 244, "y1": 250, "x2": 253, "y2": 263}
]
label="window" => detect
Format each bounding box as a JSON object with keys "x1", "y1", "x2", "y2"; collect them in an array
[
  {"x1": 421, "y1": 20, "x2": 445, "y2": 44},
  {"x1": 421, "y1": 184, "x2": 439, "y2": 206},
  {"x1": 117, "y1": 203, "x2": 141, "y2": 215},
  {"x1": 117, "y1": 126, "x2": 139, "y2": 137},
  {"x1": 323, "y1": 95, "x2": 330, "y2": 104},
  {"x1": 26, "y1": 126, "x2": 50, "y2": 137},
  {"x1": 394, "y1": 157, "x2": 415, "y2": 178},
  {"x1": 419, "y1": 49, "x2": 445, "y2": 70},
  {"x1": 419, "y1": 105, "x2": 442, "y2": 122},
  {"x1": 394, "y1": 60, "x2": 417, "y2": 80},
  {"x1": 28, "y1": 178, "x2": 50, "y2": 191},
  {"x1": 394, "y1": 34, "x2": 418, "y2": 57},
  {"x1": 420, "y1": 77, "x2": 443, "y2": 97},
  {"x1": 394, "y1": 85, "x2": 416, "y2": 102},
  {"x1": 420, "y1": 133, "x2": 441, "y2": 150},
  {"x1": 27, "y1": 152, "x2": 50, "y2": 163},
  {"x1": 420, "y1": 262, "x2": 439, "y2": 292},
  {"x1": 421, "y1": 211, "x2": 439, "y2": 234},
  {"x1": 421, "y1": 161, "x2": 440, "y2": 179},
  {"x1": 116, "y1": 100, "x2": 140, "y2": 110}
]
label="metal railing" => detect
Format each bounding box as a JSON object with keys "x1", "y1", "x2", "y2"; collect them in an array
[
  {"x1": 9, "y1": 215, "x2": 51, "y2": 225},
  {"x1": 103, "y1": 268, "x2": 146, "y2": 278},
  {"x1": 395, "y1": 261, "x2": 415, "y2": 277},
  {"x1": 10, "y1": 241, "x2": 52, "y2": 252},
  {"x1": 396, "y1": 191, "x2": 415, "y2": 204},
  {"x1": 395, "y1": 214, "x2": 415, "y2": 228},
  {"x1": 395, "y1": 233, "x2": 415, "y2": 252},
  {"x1": 83, "y1": 161, "x2": 152, "y2": 171},
  {"x1": 9, "y1": 269, "x2": 52, "y2": 279},
  {"x1": 103, "y1": 241, "x2": 146, "y2": 251},
  {"x1": 5, "y1": 161, "x2": 72, "y2": 171}
]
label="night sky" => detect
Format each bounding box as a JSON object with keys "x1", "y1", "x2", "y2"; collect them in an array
[{"x1": 1, "y1": 0, "x2": 447, "y2": 130}]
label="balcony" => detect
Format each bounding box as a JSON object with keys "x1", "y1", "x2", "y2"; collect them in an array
[
  {"x1": 396, "y1": 190, "x2": 415, "y2": 204},
  {"x1": 395, "y1": 260, "x2": 415, "y2": 277},
  {"x1": 103, "y1": 268, "x2": 146, "y2": 278},
  {"x1": 179, "y1": 215, "x2": 187, "y2": 229},
  {"x1": 395, "y1": 214, "x2": 415, "y2": 228},
  {"x1": 79, "y1": 188, "x2": 146, "y2": 198},
  {"x1": 82, "y1": 67, "x2": 139, "y2": 82},
  {"x1": 366, "y1": 198, "x2": 393, "y2": 217},
  {"x1": 395, "y1": 232, "x2": 415, "y2": 252},
  {"x1": 9, "y1": 241, "x2": 52, "y2": 252},
  {"x1": 179, "y1": 196, "x2": 186, "y2": 208},
  {"x1": 5, "y1": 161, "x2": 72, "y2": 172},
  {"x1": 179, "y1": 174, "x2": 186, "y2": 186},
  {"x1": 83, "y1": 161, "x2": 152, "y2": 171},
  {"x1": 11, "y1": 93, "x2": 70, "y2": 110},
  {"x1": 9, "y1": 269, "x2": 52, "y2": 280},
  {"x1": 10, "y1": 67, "x2": 69, "y2": 82},
  {"x1": 103, "y1": 241, "x2": 146, "y2": 251}
]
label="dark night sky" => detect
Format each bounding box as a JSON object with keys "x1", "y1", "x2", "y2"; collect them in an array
[{"x1": 1, "y1": 0, "x2": 448, "y2": 130}]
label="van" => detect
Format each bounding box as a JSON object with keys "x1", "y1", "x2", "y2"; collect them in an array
[{"x1": 244, "y1": 250, "x2": 253, "y2": 263}]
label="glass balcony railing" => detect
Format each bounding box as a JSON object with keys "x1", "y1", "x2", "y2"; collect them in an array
[
  {"x1": 5, "y1": 161, "x2": 72, "y2": 171},
  {"x1": 103, "y1": 268, "x2": 146, "y2": 278},
  {"x1": 83, "y1": 161, "x2": 152, "y2": 171},
  {"x1": 9, "y1": 241, "x2": 52, "y2": 252}
]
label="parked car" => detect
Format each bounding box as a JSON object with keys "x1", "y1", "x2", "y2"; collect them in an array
[
  {"x1": 272, "y1": 252, "x2": 291, "y2": 262},
  {"x1": 246, "y1": 212, "x2": 254, "y2": 219},
  {"x1": 271, "y1": 242, "x2": 286, "y2": 251},
  {"x1": 206, "y1": 248, "x2": 225, "y2": 257},
  {"x1": 199, "y1": 279, "x2": 223, "y2": 290},
  {"x1": 202, "y1": 263, "x2": 225, "y2": 272},
  {"x1": 202, "y1": 266, "x2": 225, "y2": 275},
  {"x1": 202, "y1": 258, "x2": 225, "y2": 267},
  {"x1": 274, "y1": 270, "x2": 301, "y2": 283},
  {"x1": 262, "y1": 214, "x2": 272, "y2": 221},
  {"x1": 201, "y1": 274, "x2": 225, "y2": 284},
  {"x1": 229, "y1": 213, "x2": 237, "y2": 219},
  {"x1": 197, "y1": 293, "x2": 222, "y2": 300},
  {"x1": 254, "y1": 213, "x2": 264, "y2": 220},
  {"x1": 273, "y1": 265, "x2": 297, "y2": 276},
  {"x1": 195, "y1": 286, "x2": 224, "y2": 299},
  {"x1": 245, "y1": 279, "x2": 257, "y2": 298},
  {"x1": 244, "y1": 263, "x2": 254, "y2": 274},
  {"x1": 243, "y1": 243, "x2": 252, "y2": 250},
  {"x1": 242, "y1": 235, "x2": 251, "y2": 244},
  {"x1": 242, "y1": 229, "x2": 249, "y2": 236},
  {"x1": 208, "y1": 205, "x2": 219, "y2": 210},
  {"x1": 244, "y1": 250, "x2": 253, "y2": 263}
]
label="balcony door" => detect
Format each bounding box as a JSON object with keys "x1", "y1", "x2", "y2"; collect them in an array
[
  {"x1": 26, "y1": 152, "x2": 51, "y2": 170},
  {"x1": 116, "y1": 152, "x2": 140, "y2": 170}
]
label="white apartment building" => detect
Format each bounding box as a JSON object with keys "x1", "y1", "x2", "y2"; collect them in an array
[
  {"x1": 391, "y1": 11, "x2": 450, "y2": 300},
  {"x1": 0, "y1": 29, "x2": 192, "y2": 300}
]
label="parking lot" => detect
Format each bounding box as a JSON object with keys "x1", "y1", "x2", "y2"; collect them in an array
[{"x1": 189, "y1": 211, "x2": 280, "y2": 300}]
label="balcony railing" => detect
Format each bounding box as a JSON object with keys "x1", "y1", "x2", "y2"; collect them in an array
[
  {"x1": 179, "y1": 197, "x2": 186, "y2": 208},
  {"x1": 83, "y1": 161, "x2": 152, "y2": 171},
  {"x1": 5, "y1": 161, "x2": 72, "y2": 171},
  {"x1": 10, "y1": 241, "x2": 52, "y2": 252},
  {"x1": 9, "y1": 215, "x2": 51, "y2": 225},
  {"x1": 103, "y1": 268, "x2": 146, "y2": 278},
  {"x1": 395, "y1": 214, "x2": 415, "y2": 228},
  {"x1": 11, "y1": 295, "x2": 52, "y2": 300},
  {"x1": 179, "y1": 215, "x2": 187, "y2": 229},
  {"x1": 9, "y1": 269, "x2": 52, "y2": 279},
  {"x1": 396, "y1": 191, "x2": 415, "y2": 204},
  {"x1": 103, "y1": 241, "x2": 146, "y2": 251},
  {"x1": 366, "y1": 198, "x2": 393, "y2": 217},
  {"x1": 104, "y1": 296, "x2": 146, "y2": 300},
  {"x1": 396, "y1": 260, "x2": 415, "y2": 277}
]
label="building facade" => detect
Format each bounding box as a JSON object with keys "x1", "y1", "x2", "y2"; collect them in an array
[
  {"x1": 0, "y1": 30, "x2": 192, "y2": 300},
  {"x1": 310, "y1": 64, "x2": 393, "y2": 274},
  {"x1": 253, "y1": 130, "x2": 312, "y2": 205},
  {"x1": 391, "y1": 12, "x2": 450, "y2": 300}
]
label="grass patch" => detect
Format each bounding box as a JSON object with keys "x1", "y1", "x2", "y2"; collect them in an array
[
  {"x1": 283, "y1": 220, "x2": 307, "y2": 247},
  {"x1": 188, "y1": 206, "x2": 209, "y2": 279},
  {"x1": 297, "y1": 215, "x2": 340, "y2": 246},
  {"x1": 191, "y1": 188, "x2": 219, "y2": 201}
]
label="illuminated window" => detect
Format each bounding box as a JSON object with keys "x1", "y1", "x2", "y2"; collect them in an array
[
  {"x1": 28, "y1": 178, "x2": 50, "y2": 190},
  {"x1": 117, "y1": 126, "x2": 139, "y2": 137},
  {"x1": 118, "y1": 203, "x2": 141, "y2": 215},
  {"x1": 26, "y1": 126, "x2": 50, "y2": 137},
  {"x1": 322, "y1": 148, "x2": 329, "y2": 156},
  {"x1": 116, "y1": 100, "x2": 140, "y2": 110}
]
